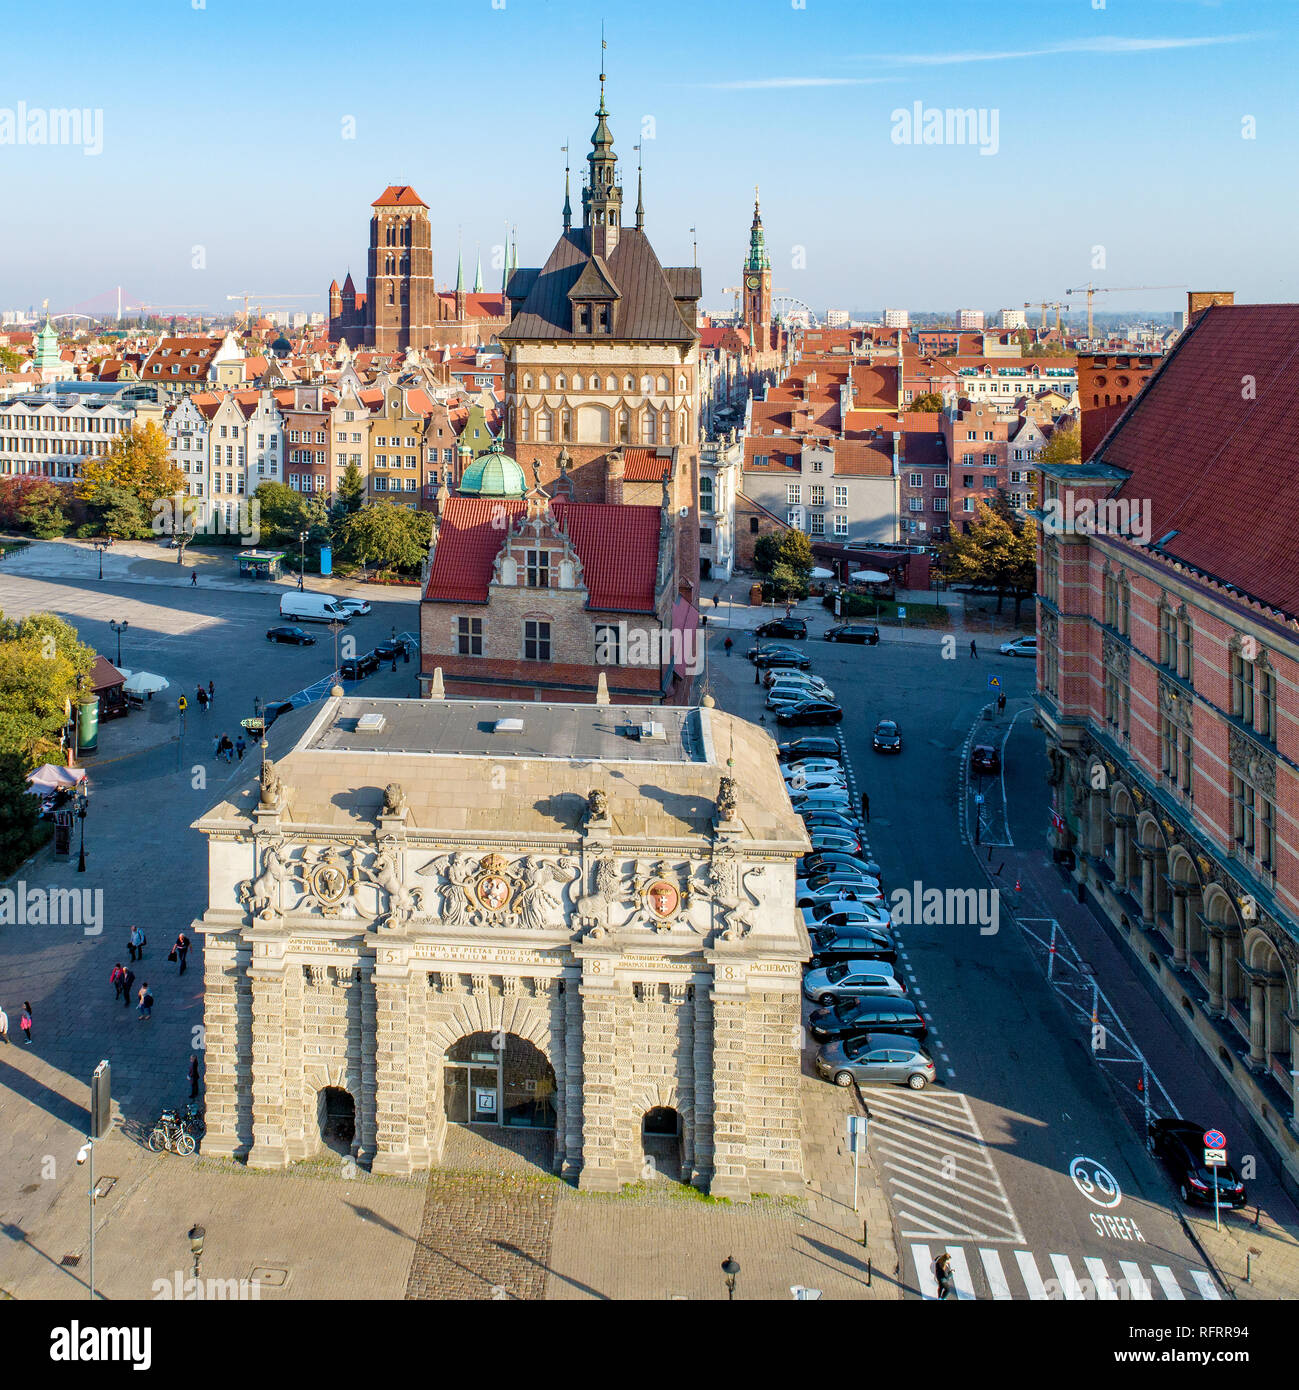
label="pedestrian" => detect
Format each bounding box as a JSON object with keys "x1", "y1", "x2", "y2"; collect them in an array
[
  {"x1": 969, "y1": 640, "x2": 978, "y2": 658},
  {"x1": 172, "y1": 932, "x2": 190, "y2": 976},
  {"x1": 190, "y1": 569, "x2": 197, "y2": 587},
  {"x1": 391, "y1": 650, "x2": 398, "y2": 672},
  {"x1": 129, "y1": 924, "x2": 145, "y2": 960},
  {"x1": 218, "y1": 734, "x2": 234, "y2": 764},
  {"x1": 197, "y1": 686, "x2": 208, "y2": 714},
  {"x1": 235, "y1": 736, "x2": 247, "y2": 762},
  {"x1": 212, "y1": 734, "x2": 222, "y2": 759},
  {"x1": 724, "y1": 636, "x2": 733, "y2": 657},
  {"x1": 121, "y1": 967, "x2": 135, "y2": 1009},
  {"x1": 111, "y1": 962, "x2": 125, "y2": 1000},
  {"x1": 861, "y1": 790, "x2": 870, "y2": 823},
  {"x1": 20, "y1": 1001, "x2": 32, "y2": 1044},
  {"x1": 0, "y1": 1005, "x2": 8, "y2": 1045},
  {"x1": 187, "y1": 1054, "x2": 201, "y2": 1099},
  {"x1": 997, "y1": 692, "x2": 1006, "y2": 713},
  {"x1": 137, "y1": 983, "x2": 152, "y2": 1021},
  {"x1": 207, "y1": 680, "x2": 215, "y2": 707},
  {"x1": 713, "y1": 593, "x2": 720, "y2": 609},
  {"x1": 934, "y1": 1252, "x2": 955, "y2": 1300}
]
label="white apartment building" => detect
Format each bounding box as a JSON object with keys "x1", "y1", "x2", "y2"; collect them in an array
[
  {"x1": 999, "y1": 308, "x2": 1028, "y2": 330},
  {"x1": 247, "y1": 390, "x2": 285, "y2": 488},
  {"x1": 957, "y1": 309, "x2": 985, "y2": 330},
  {"x1": 953, "y1": 362, "x2": 1078, "y2": 407},
  {"x1": 699, "y1": 431, "x2": 743, "y2": 581},
  {"x1": 824, "y1": 310, "x2": 850, "y2": 328},
  {"x1": 165, "y1": 395, "x2": 209, "y2": 498},
  {"x1": 883, "y1": 308, "x2": 909, "y2": 329},
  {"x1": 0, "y1": 387, "x2": 135, "y2": 481}
]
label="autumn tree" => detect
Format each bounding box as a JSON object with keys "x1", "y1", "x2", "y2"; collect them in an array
[
  {"x1": 1038, "y1": 423, "x2": 1082, "y2": 466},
  {"x1": 76, "y1": 421, "x2": 181, "y2": 536},
  {"x1": 910, "y1": 392, "x2": 944, "y2": 412},
  {"x1": 943, "y1": 495, "x2": 1039, "y2": 621}
]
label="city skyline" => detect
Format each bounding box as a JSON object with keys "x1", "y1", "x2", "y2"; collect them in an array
[{"x1": 0, "y1": 0, "x2": 1293, "y2": 316}]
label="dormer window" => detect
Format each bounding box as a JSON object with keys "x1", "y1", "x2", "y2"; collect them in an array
[
  {"x1": 577, "y1": 306, "x2": 590, "y2": 333},
  {"x1": 525, "y1": 549, "x2": 551, "y2": 589}
]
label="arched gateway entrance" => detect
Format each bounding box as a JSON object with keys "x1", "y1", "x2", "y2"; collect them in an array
[{"x1": 443, "y1": 1032, "x2": 557, "y2": 1130}]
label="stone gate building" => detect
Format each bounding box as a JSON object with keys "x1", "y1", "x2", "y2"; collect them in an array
[{"x1": 192, "y1": 696, "x2": 810, "y2": 1197}]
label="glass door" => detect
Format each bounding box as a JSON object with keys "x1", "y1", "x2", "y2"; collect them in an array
[
  {"x1": 444, "y1": 1064, "x2": 470, "y2": 1124},
  {"x1": 470, "y1": 1065, "x2": 499, "y2": 1124}
]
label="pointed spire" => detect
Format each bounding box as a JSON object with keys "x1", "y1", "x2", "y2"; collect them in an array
[
  {"x1": 455, "y1": 237, "x2": 464, "y2": 294},
  {"x1": 562, "y1": 142, "x2": 572, "y2": 231},
  {"x1": 746, "y1": 184, "x2": 772, "y2": 272},
  {"x1": 635, "y1": 144, "x2": 644, "y2": 230},
  {"x1": 473, "y1": 245, "x2": 483, "y2": 293},
  {"x1": 502, "y1": 219, "x2": 510, "y2": 296}
]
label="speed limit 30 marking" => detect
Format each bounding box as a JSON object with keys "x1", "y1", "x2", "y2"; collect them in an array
[{"x1": 1069, "y1": 1155, "x2": 1122, "y2": 1208}]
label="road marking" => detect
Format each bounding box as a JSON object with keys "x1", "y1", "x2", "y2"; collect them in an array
[
  {"x1": 1084, "y1": 1256, "x2": 1118, "y2": 1300},
  {"x1": 1151, "y1": 1265, "x2": 1184, "y2": 1299},
  {"x1": 946, "y1": 1246, "x2": 977, "y2": 1300},
  {"x1": 1118, "y1": 1260, "x2": 1153, "y2": 1299},
  {"x1": 979, "y1": 1247, "x2": 1013, "y2": 1299},
  {"x1": 1015, "y1": 1249, "x2": 1049, "y2": 1299},
  {"x1": 1051, "y1": 1252, "x2": 1086, "y2": 1299},
  {"x1": 913, "y1": 1243, "x2": 938, "y2": 1298},
  {"x1": 1190, "y1": 1270, "x2": 1221, "y2": 1300}
]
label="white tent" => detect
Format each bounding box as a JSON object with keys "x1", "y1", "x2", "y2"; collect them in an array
[
  {"x1": 124, "y1": 671, "x2": 169, "y2": 696},
  {"x1": 26, "y1": 764, "x2": 87, "y2": 793},
  {"x1": 809, "y1": 567, "x2": 835, "y2": 580},
  {"x1": 849, "y1": 569, "x2": 890, "y2": 584}
]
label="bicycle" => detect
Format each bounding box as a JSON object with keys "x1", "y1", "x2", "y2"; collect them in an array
[
  {"x1": 148, "y1": 1109, "x2": 196, "y2": 1156},
  {"x1": 182, "y1": 1101, "x2": 205, "y2": 1135}
]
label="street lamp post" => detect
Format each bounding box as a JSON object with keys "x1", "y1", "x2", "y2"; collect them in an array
[
  {"x1": 109, "y1": 619, "x2": 128, "y2": 668},
  {"x1": 76, "y1": 788, "x2": 87, "y2": 872},
  {"x1": 298, "y1": 531, "x2": 307, "y2": 591},
  {"x1": 188, "y1": 1224, "x2": 205, "y2": 1296},
  {"x1": 722, "y1": 1255, "x2": 740, "y2": 1301},
  {"x1": 93, "y1": 539, "x2": 110, "y2": 580}
]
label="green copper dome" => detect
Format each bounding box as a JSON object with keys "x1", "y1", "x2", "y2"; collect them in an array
[{"x1": 458, "y1": 439, "x2": 527, "y2": 498}]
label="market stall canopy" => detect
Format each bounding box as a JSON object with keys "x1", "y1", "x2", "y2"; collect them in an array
[
  {"x1": 849, "y1": 570, "x2": 890, "y2": 584},
  {"x1": 26, "y1": 764, "x2": 87, "y2": 793},
  {"x1": 809, "y1": 567, "x2": 835, "y2": 580},
  {"x1": 123, "y1": 671, "x2": 169, "y2": 695},
  {"x1": 89, "y1": 656, "x2": 125, "y2": 693}
]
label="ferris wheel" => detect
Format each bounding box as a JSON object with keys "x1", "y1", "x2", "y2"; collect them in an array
[{"x1": 771, "y1": 296, "x2": 819, "y2": 328}]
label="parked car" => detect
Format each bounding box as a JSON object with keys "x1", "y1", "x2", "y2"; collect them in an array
[
  {"x1": 755, "y1": 617, "x2": 808, "y2": 640},
  {"x1": 800, "y1": 852, "x2": 882, "y2": 880},
  {"x1": 778, "y1": 737, "x2": 842, "y2": 762},
  {"x1": 339, "y1": 649, "x2": 381, "y2": 680},
  {"x1": 800, "y1": 810, "x2": 864, "y2": 836},
  {"x1": 768, "y1": 684, "x2": 836, "y2": 710},
  {"x1": 824, "y1": 623, "x2": 880, "y2": 645},
  {"x1": 1147, "y1": 1119, "x2": 1249, "y2": 1208},
  {"x1": 815, "y1": 1034, "x2": 936, "y2": 1090},
  {"x1": 804, "y1": 961, "x2": 904, "y2": 1008},
  {"x1": 971, "y1": 744, "x2": 1001, "y2": 775},
  {"x1": 266, "y1": 625, "x2": 317, "y2": 646},
  {"x1": 808, "y1": 931, "x2": 898, "y2": 967},
  {"x1": 805, "y1": 830, "x2": 865, "y2": 857},
  {"x1": 782, "y1": 758, "x2": 845, "y2": 779},
  {"x1": 790, "y1": 791, "x2": 853, "y2": 815},
  {"x1": 749, "y1": 646, "x2": 810, "y2": 668},
  {"x1": 373, "y1": 636, "x2": 414, "y2": 662},
  {"x1": 803, "y1": 899, "x2": 894, "y2": 932},
  {"x1": 797, "y1": 881, "x2": 884, "y2": 910},
  {"x1": 336, "y1": 597, "x2": 373, "y2": 617},
  {"x1": 280, "y1": 592, "x2": 353, "y2": 624},
  {"x1": 785, "y1": 774, "x2": 849, "y2": 798},
  {"x1": 872, "y1": 719, "x2": 903, "y2": 753},
  {"x1": 261, "y1": 699, "x2": 297, "y2": 730},
  {"x1": 807, "y1": 993, "x2": 927, "y2": 1042},
  {"x1": 999, "y1": 636, "x2": 1037, "y2": 657},
  {"x1": 764, "y1": 668, "x2": 831, "y2": 692},
  {"x1": 776, "y1": 700, "x2": 844, "y2": 726},
  {"x1": 810, "y1": 991, "x2": 913, "y2": 1040}
]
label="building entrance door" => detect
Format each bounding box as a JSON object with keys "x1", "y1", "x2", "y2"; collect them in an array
[
  {"x1": 443, "y1": 1060, "x2": 499, "y2": 1124},
  {"x1": 444, "y1": 1032, "x2": 556, "y2": 1129}
]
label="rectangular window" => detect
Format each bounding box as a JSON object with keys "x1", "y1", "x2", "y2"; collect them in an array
[
  {"x1": 594, "y1": 623, "x2": 621, "y2": 665},
  {"x1": 983, "y1": 475, "x2": 997, "y2": 488},
  {"x1": 809, "y1": 485, "x2": 824, "y2": 506},
  {"x1": 810, "y1": 458, "x2": 823, "y2": 473},
  {"x1": 752, "y1": 454, "x2": 768, "y2": 467},
  {"x1": 833, "y1": 485, "x2": 848, "y2": 507},
  {"x1": 908, "y1": 472, "x2": 923, "y2": 488},
  {"x1": 833, "y1": 514, "x2": 848, "y2": 536},
  {"x1": 934, "y1": 474, "x2": 948, "y2": 489},
  {"x1": 908, "y1": 498, "x2": 924, "y2": 512},
  {"x1": 456, "y1": 616, "x2": 483, "y2": 655},
  {"x1": 525, "y1": 549, "x2": 550, "y2": 589},
  {"x1": 933, "y1": 497, "x2": 948, "y2": 512},
  {"x1": 524, "y1": 619, "x2": 551, "y2": 661},
  {"x1": 786, "y1": 484, "x2": 801, "y2": 505},
  {"x1": 983, "y1": 454, "x2": 997, "y2": 468},
  {"x1": 810, "y1": 514, "x2": 824, "y2": 535},
  {"x1": 1232, "y1": 652, "x2": 1256, "y2": 724},
  {"x1": 962, "y1": 497, "x2": 974, "y2": 512}
]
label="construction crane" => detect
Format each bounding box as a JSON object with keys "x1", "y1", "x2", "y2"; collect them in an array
[
  {"x1": 1024, "y1": 301, "x2": 1065, "y2": 332},
  {"x1": 225, "y1": 292, "x2": 315, "y2": 326},
  {"x1": 1066, "y1": 283, "x2": 1187, "y2": 341}
]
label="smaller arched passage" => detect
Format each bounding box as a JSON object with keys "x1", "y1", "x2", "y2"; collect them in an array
[
  {"x1": 318, "y1": 1087, "x2": 356, "y2": 1156},
  {"x1": 642, "y1": 1107, "x2": 683, "y2": 1182},
  {"x1": 443, "y1": 1031, "x2": 557, "y2": 1130}
]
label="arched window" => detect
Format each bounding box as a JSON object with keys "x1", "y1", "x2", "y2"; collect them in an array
[
  {"x1": 537, "y1": 409, "x2": 552, "y2": 442},
  {"x1": 661, "y1": 407, "x2": 672, "y2": 444},
  {"x1": 561, "y1": 409, "x2": 572, "y2": 442},
  {"x1": 641, "y1": 375, "x2": 653, "y2": 395},
  {"x1": 657, "y1": 374, "x2": 670, "y2": 393},
  {"x1": 523, "y1": 374, "x2": 533, "y2": 390},
  {"x1": 539, "y1": 374, "x2": 550, "y2": 391},
  {"x1": 678, "y1": 375, "x2": 687, "y2": 392},
  {"x1": 556, "y1": 375, "x2": 566, "y2": 390},
  {"x1": 572, "y1": 374, "x2": 584, "y2": 391},
  {"x1": 679, "y1": 411, "x2": 688, "y2": 443},
  {"x1": 625, "y1": 375, "x2": 634, "y2": 391},
  {"x1": 520, "y1": 406, "x2": 530, "y2": 440},
  {"x1": 591, "y1": 374, "x2": 602, "y2": 390},
  {"x1": 618, "y1": 409, "x2": 629, "y2": 444},
  {"x1": 643, "y1": 408, "x2": 656, "y2": 445}
]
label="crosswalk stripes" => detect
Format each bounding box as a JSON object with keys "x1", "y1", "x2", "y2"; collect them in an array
[{"x1": 910, "y1": 1243, "x2": 1219, "y2": 1301}]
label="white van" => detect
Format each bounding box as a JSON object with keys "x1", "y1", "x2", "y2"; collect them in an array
[{"x1": 279, "y1": 592, "x2": 353, "y2": 624}]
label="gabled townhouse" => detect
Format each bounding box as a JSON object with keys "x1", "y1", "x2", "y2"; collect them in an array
[
  {"x1": 329, "y1": 384, "x2": 372, "y2": 496},
  {"x1": 165, "y1": 394, "x2": 210, "y2": 498},
  {"x1": 366, "y1": 383, "x2": 430, "y2": 508},
  {"x1": 279, "y1": 386, "x2": 329, "y2": 497},
  {"x1": 141, "y1": 332, "x2": 245, "y2": 400}
]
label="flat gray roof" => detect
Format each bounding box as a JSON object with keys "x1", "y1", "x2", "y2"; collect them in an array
[{"x1": 305, "y1": 697, "x2": 709, "y2": 765}]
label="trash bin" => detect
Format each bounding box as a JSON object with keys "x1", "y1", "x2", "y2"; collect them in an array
[{"x1": 749, "y1": 582, "x2": 764, "y2": 606}]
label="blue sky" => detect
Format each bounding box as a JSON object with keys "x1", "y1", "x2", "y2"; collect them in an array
[{"x1": 0, "y1": 0, "x2": 1291, "y2": 320}]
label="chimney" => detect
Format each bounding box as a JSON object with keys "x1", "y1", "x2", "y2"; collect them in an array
[
  {"x1": 1188, "y1": 290, "x2": 1234, "y2": 325},
  {"x1": 606, "y1": 448, "x2": 625, "y2": 506}
]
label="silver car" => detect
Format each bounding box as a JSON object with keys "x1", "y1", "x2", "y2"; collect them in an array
[
  {"x1": 815, "y1": 1034, "x2": 936, "y2": 1090},
  {"x1": 803, "y1": 958, "x2": 901, "y2": 1004}
]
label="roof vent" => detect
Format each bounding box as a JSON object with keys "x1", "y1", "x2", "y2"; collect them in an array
[
  {"x1": 357, "y1": 713, "x2": 386, "y2": 733},
  {"x1": 493, "y1": 717, "x2": 525, "y2": 734},
  {"x1": 636, "y1": 721, "x2": 667, "y2": 742}
]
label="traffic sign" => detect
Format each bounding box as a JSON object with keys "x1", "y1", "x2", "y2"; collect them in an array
[
  {"x1": 896, "y1": 606, "x2": 907, "y2": 620},
  {"x1": 846, "y1": 1115, "x2": 868, "y2": 1151},
  {"x1": 989, "y1": 675, "x2": 1001, "y2": 688},
  {"x1": 1203, "y1": 1128, "x2": 1226, "y2": 1149},
  {"x1": 1205, "y1": 1148, "x2": 1227, "y2": 1167},
  {"x1": 974, "y1": 792, "x2": 985, "y2": 805}
]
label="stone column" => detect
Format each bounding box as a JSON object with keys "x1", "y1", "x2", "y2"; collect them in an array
[
  {"x1": 562, "y1": 970, "x2": 584, "y2": 1180},
  {"x1": 1288, "y1": 1015, "x2": 1299, "y2": 1137},
  {"x1": 1113, "y1": 819, "x2": 1129, "y2": 891},
  {"x1": 669, "y1": 981, "x2": 695, "y2": 1177},
  {"x1": 577, "y1": 954, "x2": 627, "y2": 1191},
  {"x1": 199, "y1": 931, "x2": 245, "y2": 1159},
  {"x1": 371, "y1": 958, "x2": 412, "y2": 1175},
  {"x1": 709, "y1": 969, "x2": 751, "y2": 1200},
  {"x1": 1207, "y1": 927, "x2": 1225, "y2": 1015},
  {"x1": 1139, "y1": 849, "x2": 1155, "y2": 925},
  {"x1": 247, "y1": 949, "x2": 289, "y2": 1168},
  {"x1": 1089, "y1": 789, "x2": 1106, "y2": 860},
  {"x1": 690, "y1": 981, "x2": 715, "y2": 1190},
  {"x1": 355, "y1": 960, "x2": 377, "y2": 1168},
  {"x1": 1248, "y1": 974, "x2": 1268, "y2": 1069},
  {"x1": 1171, "y1": 887, "x2": 1189, "y2": 967},
  {"x1": 1222, "y1": 934, "x2": 1241, "y2": 1007}
]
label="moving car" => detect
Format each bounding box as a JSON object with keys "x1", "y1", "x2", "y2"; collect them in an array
[
  {"x1": 804, "y1": 960, "x2": 903, "y2": 1007},
  {"x1": 999, "y1": 635, "x2": 1037, "y2": 657},
  {"x1": 971, "y1": 744, "x2": 1001, "y2": 775},
  {"x1": 778, "y1": 737, "x2": 842, "y2": 762},
  {"x1": 776, "y1": 700, "x2": 844, "y2": 726},
  {"x1": 806, "y1": 994, "x2": 928, "y2": 1042},
  {"x1": 872, "y1": 719, "x2": 903, "y2": 753},
  {"x1": 749, "y1": 646, "x2": 810, "y2": 669},
  {"x1": 808, "y1": 930, "x2": 897, "y2": 967},
  {"x1": 755, "y1": 617, "x2": 808, "y2": 640},
  {"x1": 1147, "y1": 1119, "x2": 1249, "y2": 1208},
  {"x1": 265, "y1": 625, "x2": 317, "y2": 646},
  {"x1": 339, "y1": 649, "x2": 381, "y2": 680},
  {"x1": 824, "y1": 623, "x2": 880, "y2": 645},
  {"x1": 815, "y1": 1035, "x2": 936, "y2": 1090},
  {"x1": 336, "y1": 597, "x2": 373, "y2": 617},
  {"x1": 279, "y1": 592, "x2": 354, "y2": 624}
]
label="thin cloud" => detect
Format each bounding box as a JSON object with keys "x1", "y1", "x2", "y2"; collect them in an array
[
  {"x1": 699, "y1": 76, "x2": 892, "y2": 90},
  {"x1": 868, "y1": 32, "x2": 1263, "y2": 65}
]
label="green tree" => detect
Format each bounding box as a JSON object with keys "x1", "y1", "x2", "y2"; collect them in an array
[
  {"x1": 334, "y1": 502, "x2": 432, "y2": 573},
  {"x1": 76, "y1": 421, "x2": 180, "y2": 519},
  {"x1": 943, "y1": 497, "x2": 1038, "y2": 620},
  {"x1": 0, "y1": 346, "x2": 23, "y2": 372},
  {"x1": 251, "y1": 481, "x2": 313, "y2": 546},
  {"x1": 93, "y1": 482, "x2": 153, "y2": 540},
  {"x1": 1038, "y1": 423, "x2": 1082, "y2": 466},
  {"x1": 909, "y1": 392, "x2": 944, "y2": 412},
  {"x1": 769, "y1": 561, "x2": 809, "y2": 602},
  {"x1": 18, "y1": 482, "x2": 71, "y2": 538},
  {"x1": 335, "y1": 461, "x2": 365, "y2": 515},
  {"x1": 776, "y1": 529, "x2": 815, "y2": 577},
  {"x1": 0, "y1": 611, "x2": 95, "y2": 764},
  {"x1": 0, "y1": 752, "x2": 45, "y2": 877}
]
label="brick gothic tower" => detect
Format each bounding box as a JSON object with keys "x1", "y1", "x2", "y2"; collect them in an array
[
  {"x1": 582, "y1": 71, "x2": 623, "y2": 260},
  {"x1": 366, "y1": 185, "x2": 436, "y2": 352},
  {"x1": 742, "y1": 186, "x2": 772, "y2": 339}
]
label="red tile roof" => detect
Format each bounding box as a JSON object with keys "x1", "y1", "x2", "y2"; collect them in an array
[
  {"x1": 620, "y1": 447, "x2": 673, "y2": 482},
  {"x1": 372, "y1": 185, "x2": 426, "y2": 207},
  {"x1": 830, "y1": 438, "x2": 894, "y2": 477},
  {"x1": 1098, "y1": 304, "x2": 1299, "y2": 619},
  {"x1": 425, "y1": 498, "x2": 662, "y2": 612}
]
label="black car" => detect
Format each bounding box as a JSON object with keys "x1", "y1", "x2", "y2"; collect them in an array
[
  {"x1": 778, "y1": 736, "x2": 842, "y2": 762},
  {"x1": 1147, "y1": 1119, "x2": 1249, "y2": 1208},
  {"x1": 373, "y1": 636, "x2": 414, "y2": 663},
  {"x1": 801, "y1": 852, "x2": 882, "y2": 880},
  {"x1": 810, "y1": 930, "x2": 897, "y2": 966},
  {"x1": 775, "y1": 699, "x2": 843, "y2": 726},
  {"x1": 749, "y1": 645, "x2": 811, "y2": 669},
  {"x1": 266, "y1": 625, "x2": 316, "y2": 646},
  {"x1": 825, "y1": 623, "x2": 880, "y2": 645},
  {"x1": 262, "y1": 699, "x2": 297, "y2": 730},
  {"x1": 339, "y1": 649, "x2": 381, "y2": 680},
  {"x1": 809, "y1": 994, "x2": 927, "y2": 1042},
  {"x1": 800, "y1": 810, "x2": 864, "y2": 836},
  {"x1": 872, "y1": 719, "x2": 902, "y2": 753},
  {"x1": 755, "y1": 617, "x2": 808, "y2": 640},
  {"x1": 971, "y1": 744, "x2": 1001, "y2": 775}
]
